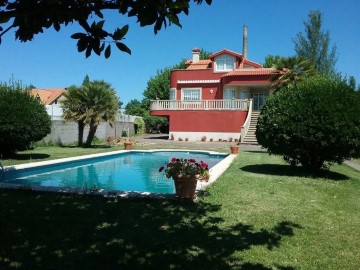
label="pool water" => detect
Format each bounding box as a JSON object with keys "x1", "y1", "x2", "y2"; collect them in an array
[{"x1": 3, "y1": 151, "x2": 226, "y2": 194}]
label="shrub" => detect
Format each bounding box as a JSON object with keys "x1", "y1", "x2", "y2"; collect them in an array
[
  {"x1": 0, "y1": 81, "x2": 51, "y2": 155},
  {"x1": 256, "y1": 76, "x2": 360, "y2": 171},
  {"x1": 134, "y1": 117, "x2": 145, "y2": 135}
]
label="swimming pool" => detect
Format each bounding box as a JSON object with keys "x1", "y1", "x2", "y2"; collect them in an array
[{"x1": 1, "y1": 150, "x2": 230, "y2": 196}]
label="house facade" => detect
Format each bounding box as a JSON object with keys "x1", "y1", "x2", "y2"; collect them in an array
[{"x1": 150, "y1": 48, "x2": 276, "y2": 142}]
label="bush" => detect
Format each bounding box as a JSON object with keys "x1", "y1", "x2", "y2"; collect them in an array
[
  {"x1": 256, "y1": 76, "x2": 360, "y2": 171},
  {"x1": 0, "y1": 82, "x2": 51, "y2": 155},
  {"x1": 134, "y1": 117, "x2": 145, "y2": 135}
]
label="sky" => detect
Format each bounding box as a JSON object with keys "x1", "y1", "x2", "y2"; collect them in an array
[{"x1": 1, "y1": 0, "x2": 359, "y2": 105}]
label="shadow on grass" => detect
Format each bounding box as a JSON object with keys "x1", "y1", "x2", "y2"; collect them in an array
[
  {"x1": 241, "y1": 164, "x2": 349, "y2": 181},
  {"x1": 0, "y1": 190, "x2": 299, "y2": 270},
  {"x1": 4, "y1": 153, "x2": 50, "y2": 161},
  {"x1": 62, "y1": 144, "x2": 112, "y2": 149}
]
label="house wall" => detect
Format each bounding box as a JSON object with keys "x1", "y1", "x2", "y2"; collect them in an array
[{"x1": 163, "y1": 110, "x2": 247, "y2": 141}]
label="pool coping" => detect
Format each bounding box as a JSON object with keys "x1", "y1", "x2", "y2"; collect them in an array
[{"x1": 1, "y1": 149, "x2": 237, "y2": 199}]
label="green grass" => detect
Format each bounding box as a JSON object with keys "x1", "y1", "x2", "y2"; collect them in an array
[
  {"x1": 1, "y1": 145, "x2": 124, "y2": 166},
  {"x1": 1, "y1": 150, "x2": 360, "y2": 269}
]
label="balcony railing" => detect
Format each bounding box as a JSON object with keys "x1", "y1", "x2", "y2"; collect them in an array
[{"x1": 150, "y1": 99, "x2": 250, "y2": 111}]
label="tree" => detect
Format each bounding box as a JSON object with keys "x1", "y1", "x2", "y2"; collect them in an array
[
  {"x1": 61, "y1": 77, "x2": 119, "y2": 147},
  {"x1": 263, "y1": 55, "x2": 283, "y2": 68},
  {"x1": 293, "y1": 10, "x2": 337, "y2": 76},
  {"x1": 124, "y1": 99, "x2": 147, "y2": 116},
  {"x1": 0, "y1": 0, "x2": 212, "y2": 58},
  {"x1": 139, "y1": 48, "x2": 212, "y2": 132},
  {"x1": 256, "y1": 76, "x2": 360, "y2": 171},
  {"x1": 83, "y1": 80, "x2": 119, "y2": 146},
  {"x1": 0, "y1": 80, "x2": 51, "y2": 155},
  {"x1": 61, "y1": 85, "x2": 88, "y2": 147},
  {"x1": 270, "y1": 56, "x2": 316, "y2": 92}
]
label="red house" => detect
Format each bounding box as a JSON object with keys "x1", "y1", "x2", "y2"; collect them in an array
[{"x1": 150, "y1": 47, "x2": 276, "y2": 143}]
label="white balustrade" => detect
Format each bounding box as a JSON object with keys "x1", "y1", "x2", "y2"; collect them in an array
[{"x1": 150, "y1": 99, "x2": 249, "y2": 111}]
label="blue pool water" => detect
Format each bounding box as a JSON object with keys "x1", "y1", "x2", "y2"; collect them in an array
[{"x1": 3, "y1": 151, "x2": 226, "y2": 194}]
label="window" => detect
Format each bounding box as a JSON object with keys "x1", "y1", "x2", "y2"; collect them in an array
[
  {"x1": 224, "y1": 89, "x2": 236, "y2": 99},
  {"x1": 182, "y1": 88, "x2": 201, "y2": 101},
  {"x1": 169, "y1": 88, "x2": 176, "y2": 100},
  {"x1": 215, "y1": 55, "x2": 235, "y2": 72}
]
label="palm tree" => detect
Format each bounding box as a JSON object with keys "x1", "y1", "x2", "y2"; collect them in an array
[
  {"x1": 270, "y1": 56, "x2": 316, "y2": 92},
  {"x1": 83, "y1": 80, "x2": 119, "y2": 147},
  {"x1": 61, "y1": 79, "x2": 119, "y2": 147},
  {"x1": 61, "y1": 85, "x2": 88, "y2": 146}
]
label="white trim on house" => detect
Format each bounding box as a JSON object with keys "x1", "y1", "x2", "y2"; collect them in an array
[{"x1": 177, "y1": 80, "x2": 220, "y2": 84}]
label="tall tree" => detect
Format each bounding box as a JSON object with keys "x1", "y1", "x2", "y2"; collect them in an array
[
  {"x1": 293, "y1": 10, "x2": 337, "y2": 76},
  {"x1": 0, "y1": 0, "x2": 212, "y2": 58}
]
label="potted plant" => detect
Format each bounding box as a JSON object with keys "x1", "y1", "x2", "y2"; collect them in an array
[
  {"x1": 159, "y1": 158, "x2": 210, "y2": 201},
  {"x1": 230, "y1": 145, "x2": 239, "y2": 154},
  {"x1": 123, "y1": 139, "x2": 133, "y2": 150}
]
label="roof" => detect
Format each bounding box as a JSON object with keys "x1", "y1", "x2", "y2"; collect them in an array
[
  {"x1": 243, "y1": 59, "x2": 263, "y2": 68},
  {"x1": 222, "y1": 68, "x2": 277, "y2": 77},
  {"x1": 185, "y1": 59, "x2": 212, "y2": 69},
  {"x1": 31, "y1": 88, "x2": 65, "y2": 105},
  {"x1": 209, "y1": 49, "x2": 243, "y2": 59}
]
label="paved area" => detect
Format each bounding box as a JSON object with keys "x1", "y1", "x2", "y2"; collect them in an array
[
  {"x1": 344, "y1": 160, "x2": 360, "y2": 172},
  {"x1": 134, "y1": 134, "x2": 360, "y2": 172},
  {"x1": 134, "y1": 134, "x2": 264, "y2": 152}
]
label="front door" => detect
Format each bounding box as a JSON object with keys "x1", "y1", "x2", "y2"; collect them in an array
[{"x1": 251, "y1": 93, "x2": 267, "y2": 111}]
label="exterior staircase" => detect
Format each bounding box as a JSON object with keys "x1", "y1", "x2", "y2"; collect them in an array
[{"x1": 242, "y1": 111, "x2": 260, "y2": 144}]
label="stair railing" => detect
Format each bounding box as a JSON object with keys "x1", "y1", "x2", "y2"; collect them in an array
[{"x1": 240, "y1": 99, "x2": 253, "y2": 143}]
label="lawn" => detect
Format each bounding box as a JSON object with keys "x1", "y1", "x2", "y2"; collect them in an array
[{"x1": 0, "y1": 149, "x2": 359, "y2": 269}]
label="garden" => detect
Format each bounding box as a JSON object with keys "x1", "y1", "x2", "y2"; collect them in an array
[{"x1": 1, "y1": 146, "x2": 359, "y2": 269}]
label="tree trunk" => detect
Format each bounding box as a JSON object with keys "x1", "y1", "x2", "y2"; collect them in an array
[
  {"x1": 85, "y1": 121, "x2": 98, "y2": 147},
  {"x1": 77, "y1": 121, "x2": 85, "y2": 147}
]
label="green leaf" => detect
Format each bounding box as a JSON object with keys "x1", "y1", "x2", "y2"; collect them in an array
[
  {"x1": 85, "y1": 46, "x2": 92, "y2": 58},
  {"x1": 77, "y1": 38, "x2": 88, "y2": 52},
  {"x1": 105, "y1": 45, "x2": 111, "y2": 59},
  {"x1": 53, "y1": 22, "x2": 60, "y2": 32},
  {"x1": 115, "y1": 42, "x2": 131, "y2": 55},
  {"x1": 71, "y1": 33, "x2": 86, "y2": 39}
]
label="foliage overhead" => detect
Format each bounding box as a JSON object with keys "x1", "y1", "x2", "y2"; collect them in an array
[
  {"x1": 293, "y1": 10, "x2": 337, "y2": 76},
  {"x1": 0, "y1": 0, "x2": 212, "y2": 58},
  {"x1": 256, "y1": 76, "x2": 360, "y2": 171},
  {"x1": 0, "y1": 81, "x2": 51, "y2": 155}
]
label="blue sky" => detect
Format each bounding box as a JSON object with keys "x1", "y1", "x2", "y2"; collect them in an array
[{"x1": 1, "y1": 0, "x2": 359, "y2": 105}]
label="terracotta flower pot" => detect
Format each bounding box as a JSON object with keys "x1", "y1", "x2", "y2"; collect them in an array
[
  {"x1": 172, "y1": 175, "x2": 198, "y2": 201},
  {"x1": 230, "y1": 145, "x2": 239, "y2": 154},
  {"x1": 124, "y1": 142, "x2": 133, "y2": 150}
]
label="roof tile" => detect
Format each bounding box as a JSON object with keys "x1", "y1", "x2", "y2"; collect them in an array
[{"x1": 31, "y1": 88, "x2": 65, "y2": 105}]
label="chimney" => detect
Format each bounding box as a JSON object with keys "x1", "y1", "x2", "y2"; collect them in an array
[
  {"x1": 242, "y1": 24, "x2": 248, "y2": 59},
  {"x1": 192, "y1": 48, "x2": 200, "y2": 63}
]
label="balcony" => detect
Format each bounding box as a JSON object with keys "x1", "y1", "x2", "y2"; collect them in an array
[{"x1": 150, "y1": 99, "x2": 250, "y2": 111}]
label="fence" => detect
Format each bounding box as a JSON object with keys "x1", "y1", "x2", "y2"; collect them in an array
[{"x1": 42, "y1": 119, "x2": 136, "y2": 145}]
